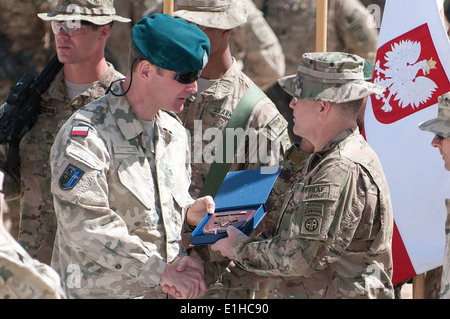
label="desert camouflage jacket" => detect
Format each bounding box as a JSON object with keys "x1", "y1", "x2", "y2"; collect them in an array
[{"x1": 50, "y1": 84, "x2": 194, "y2": 298}]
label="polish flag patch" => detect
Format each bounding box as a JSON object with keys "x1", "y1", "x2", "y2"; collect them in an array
[{"x1": 71, "y1": 126, "x2": 90, "y2": 137}]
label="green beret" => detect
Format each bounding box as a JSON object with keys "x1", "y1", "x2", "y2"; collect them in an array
[{"x1": 131, "y1": 14, "x2": 210, "y2": 73}]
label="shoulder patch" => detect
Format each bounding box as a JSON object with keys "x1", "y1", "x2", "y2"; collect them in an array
[
  {"x1": 59, "y1": 165, "x2": 84, "y2": 190},
  {"x1": 303, "y1": 184, "x2": 336, "y2": 201},
  {"x1": 267, "y1": 114, "x2": 288, "y2": 138},
  {"x1": 71, "y1": 126, "x2": 90, "y2": 137}
]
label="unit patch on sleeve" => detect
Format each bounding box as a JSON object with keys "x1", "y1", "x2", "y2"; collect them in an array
[
  {"x1": 303, "y1": 184, "x2": 336, "y2": 201},
  {"x1": 59, "y1": 164, "x2": 84, "y2": 190},
  {"x1": 71, "y1": 126, "x2": 90, "y2": 137},
  {"x1": 301, "y1": 202, "x2": 324, "y2": 235}
]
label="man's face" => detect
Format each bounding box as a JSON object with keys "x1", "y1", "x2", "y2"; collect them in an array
[
  {"x1": 143, "y1": 64, "x2": 198, "y2": 117},
  {"x1": 52, "y1": 21, "x2": 107, "y2": 64},
  {"x1": 289, "y1": 97, "x2": 320, "y2": 138},
  {"x1": 432, "y1": 134, "x2": 450, "y2": 171}
]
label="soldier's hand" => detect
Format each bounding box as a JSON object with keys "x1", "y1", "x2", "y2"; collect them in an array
[
  {"x1": 160, "y1": 256, "x2": 207, "y2": 299},
  {"x1": 186, "y1": 195, "x2": 215, "y2": 226},
  {"x1": 211, "y1": 226, "x2": 246, "y2": 259}
]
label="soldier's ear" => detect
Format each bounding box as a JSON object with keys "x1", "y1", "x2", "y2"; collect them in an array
[{"x1": 99, "y1": 24, "x2": 111, "y2": 41}]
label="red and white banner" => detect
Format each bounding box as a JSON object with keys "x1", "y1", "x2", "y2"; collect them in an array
[{"x1": 364, "y1": 0, "x2": 450, "y2": 284}]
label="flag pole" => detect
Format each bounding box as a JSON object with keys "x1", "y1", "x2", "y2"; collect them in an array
[
  {"x1": 316, "y1": 0, "x2": 328, "y2": 52},
  {"x1": 163, "y1": 0, "x2": 174, "y2": 15},
  {"x1": 412, "y1": 273, "x2": 425, "y2": 299}
]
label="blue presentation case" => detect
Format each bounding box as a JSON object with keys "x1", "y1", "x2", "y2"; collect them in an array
[{"x1": 190, "y1": 166, "x2": 281, "y2": 246}]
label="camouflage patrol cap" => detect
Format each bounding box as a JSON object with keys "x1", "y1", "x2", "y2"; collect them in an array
[
  {"x1": 277, "y1": 52, "x2": 384, "y2": 104},
  {"x1": 418, "y1": 92, "x2": 450, "y2": 138},
  {"x1": 37, "y1": 0, "x2": 131, "y2": 25},
  {"x1": 174, "y1": 0, "x2": 248, "y2": 30}
]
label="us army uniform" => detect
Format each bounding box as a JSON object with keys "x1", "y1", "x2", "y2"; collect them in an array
[
  {"x1": 16, "y1": 64, "x2": 124, "y2": 265},
  {"x1": 419, "y1": 92, "x2": 450, "y2": 299},
  {"x1": 0, "y1": 231, "x2": 65, "y2": 299},
  {"x1": 50, "y1": 84, "x2": 195, "y2": 298},
  {"x1": 222, "y1": 52, "x2": 394, "y2": 298},
  {"x1": 230, "y1": 128, "x2": 394, "y2": 298}
]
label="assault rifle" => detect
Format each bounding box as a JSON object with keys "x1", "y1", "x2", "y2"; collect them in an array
[
  {"x1": 0, "y1": 54, "x2": 63, "y2": 180},
  {"x1": 0, "y1": 54, "x2": 63, "y2": 145}
]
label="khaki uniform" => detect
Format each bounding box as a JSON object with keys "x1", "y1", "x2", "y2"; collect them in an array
[
  {"x1": 50, "y1": 84, "x2": 194, "y2": 299},
  {"x1": 14, "y1": 64, "x2": 124, "y2": 265},
  {"x1": 230, "y1": 128, "x2": 394, "y2": 298},
  {"x1": 0, "y1": 232, "x2": 65, "y2": 299}
]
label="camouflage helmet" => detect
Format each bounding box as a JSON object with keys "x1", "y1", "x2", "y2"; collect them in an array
[
  {"x1": 277, "y1": 52, "x2": 384, "y2": 104},
  {"x1": 37, "y1": 0, "x2": 131, "y2": 25},
  {"x1": 174, "y1": 0, "x2": 248, "y2": 30},
  {"x1": 418, "y1": 92, "x2": 450, "y2": 138}
]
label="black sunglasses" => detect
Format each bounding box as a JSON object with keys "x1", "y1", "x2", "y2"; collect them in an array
[
  {"x1": 436, "y1": 134, "x2": 445, "y2": 141},
  {"x1": 172, "y1": 70, "x2": 202, "y2": 84}
]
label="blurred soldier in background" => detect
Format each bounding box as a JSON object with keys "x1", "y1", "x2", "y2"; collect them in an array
[
  {"x1": 105, "y1": 0, "x2": 156, "y2": 75},
  {"x1": 254, "y1": 0, "x2": 379, "y2": 142},
  {"x1": 229, "y1": 0, "x2": 285, "y2": 91}
]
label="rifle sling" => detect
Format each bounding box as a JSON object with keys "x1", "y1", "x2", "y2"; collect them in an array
[{"x1": 199, "y1": 84, "x2": 266, "y2": 198}]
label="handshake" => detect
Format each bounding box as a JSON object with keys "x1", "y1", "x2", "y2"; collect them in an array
[
  {"x1": 158, "y1": 195, "x2": 215, "y2": 299},
  {"x1": 159, "y1": 256, "x2": 207, "y2": 299}
]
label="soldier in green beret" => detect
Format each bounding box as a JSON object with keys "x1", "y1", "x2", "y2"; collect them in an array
[
  {"x1": 212, "y1": 52, "x2": 395, "y2": 299},
  {"x1": 50, "y1": 14, "x2": 215, "y2": 299}
]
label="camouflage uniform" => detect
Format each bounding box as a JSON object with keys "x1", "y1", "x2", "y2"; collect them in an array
[
  {"x1": 0, "y1": 231, "x2": 65, "y2": 299},
  {"x1": 174, "y1": 1, "x2": 291, "y2": 298},
  {"x1": 0, "y1": 0, "x2": 56, "y2": 101},
  {"x1": 17, "y1": 64, "x2": 124, "y2": 265},
  {"x1": 255, "y1": 0, "x2": 378, "y2": 75},
  {"x1": 0, "y1": 0, "x2": 129, "y2": 264},
  {"x1": 419, "y1": 92, "x2": 450, "y2": 299},
  {"x1": 179, "y1": 60, "x2": 290, "y2": 198},
  {"x1": 258, "y1": 0, "x2": 379, "y2": 142},
  {"x1": 220, "y1": 52, "x2": 394, "y2": 298},
  {"x1": 230, "y1": 128, "x2": 394, "y2": 298},
  {"x1": 50, "y1": 84, "x2": 194, "y2": 298},
  {"x1": 229, "y1": 0, "x2": 285, "y2": 90},
  {"x1": 105, "y1": 0, "x2": 156, "y2": 75}
]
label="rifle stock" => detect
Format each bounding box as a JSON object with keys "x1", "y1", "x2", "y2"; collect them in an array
[{"x1": 0, "y1": 54, "x2": 63, "y2": 144}]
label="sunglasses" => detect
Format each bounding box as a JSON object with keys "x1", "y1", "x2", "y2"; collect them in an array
[
  {"x1": 172, "y1": 70, "x2": 202, "y2": 84},
  {"x1": 436, "y1": 134, "x2": 445, "y2": 141},
  {"x1": 51, "y1": 21, "x2": 90, "y2": 37}
]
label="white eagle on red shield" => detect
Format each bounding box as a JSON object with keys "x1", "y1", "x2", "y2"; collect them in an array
[{"x1": 371, "y1": 23, "x2": 450, "y2": 124}]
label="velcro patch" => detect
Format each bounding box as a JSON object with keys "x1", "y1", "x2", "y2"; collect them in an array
[
  {"x1": 71, "y1": 126, "x2": 90, "y2": 137},
  {"x1": 59, "y1": 165, "x2": 84, "y2": 190},
  {"x1": 303, "y1": 184, "x2": 335, "y2": 201},
  {"x1": 301, "y1": 202, "x2": 324, "y2": 235}
]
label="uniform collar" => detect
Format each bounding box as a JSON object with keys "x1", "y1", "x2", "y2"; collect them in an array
[{"x1": 108, "y1": 83, "x2": 173, "y2": 148}]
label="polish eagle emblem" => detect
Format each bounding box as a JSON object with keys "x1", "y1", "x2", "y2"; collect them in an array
[{"x1": 373, "y1": 39, "x2": 438, "y2": 113}]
